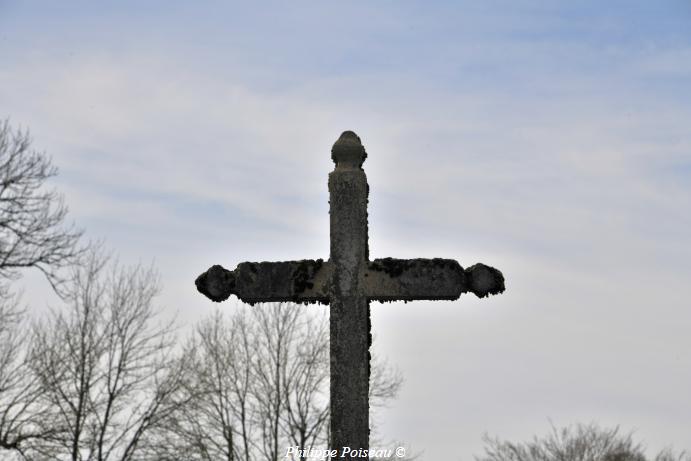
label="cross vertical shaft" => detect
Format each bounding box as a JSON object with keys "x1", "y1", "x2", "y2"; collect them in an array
[{"x1": 328, "y1": 131, "x2": 370, "y2": 453}]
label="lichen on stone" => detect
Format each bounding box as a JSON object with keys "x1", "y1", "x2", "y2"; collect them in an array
[
  {"x1": 368, "y1": 258, "x2": 412, "y2": 277},
  {"x1": 292, "y1": 258, "x2": 324, "y2": 295}
]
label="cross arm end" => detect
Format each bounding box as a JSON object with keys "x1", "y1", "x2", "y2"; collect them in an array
[
  {"x1": 365, "y1": 258, "x2": 505, "y2": 302},
  {"x1": 195, "y1": 264, "x2": 235, "y2": 302},
  {"x1": 195, "y1": 260, "x2": 331, "y2": 305},
  {"x1": 464, "y1": 263, "x2": 505, "y2": 298}
]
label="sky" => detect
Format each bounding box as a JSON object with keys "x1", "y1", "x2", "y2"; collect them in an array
[{"x1": 1, "y1": 1, "x2": 690, "y2": 459}]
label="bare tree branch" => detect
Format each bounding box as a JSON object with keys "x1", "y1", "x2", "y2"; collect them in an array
[{"x1": 0, "y1": 119, "x2": 86, "y2": 299}]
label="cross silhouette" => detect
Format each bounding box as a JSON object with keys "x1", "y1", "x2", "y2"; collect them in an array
[{"x1": 195, "y1": 131, "x2": 505, "y2": 459}]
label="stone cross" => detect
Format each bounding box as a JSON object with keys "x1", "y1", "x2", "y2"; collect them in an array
[{"x1": 195, "y1": 131, "x2": 505, "y2": 459}]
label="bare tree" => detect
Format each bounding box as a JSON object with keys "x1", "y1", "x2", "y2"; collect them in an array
[
  {"x1": 25, "y1": 249, "x2": 185, "y2": 461},
  {"x1": 0, "y1": 289, "x2": 59, "y2": 459},
  {"x1": 0, "y1": 119, "x2": 84, "y2": 297},
  {"x1": 149, "y1": 310, "x2": 257, "y2": 461},
  {"x1": 477, "y1": 422, "x2": 690, "y2": 461},
  {"x1": 0, "y1": 119, "x2": 86, "y2": 458},
  {"x1": 160, "y1": 303, "x2": 402, "y2": 461}
]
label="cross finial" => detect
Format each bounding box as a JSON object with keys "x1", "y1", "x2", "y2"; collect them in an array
[{"x1": 331, "y1": 130, "x2": 367, "y2": 168}]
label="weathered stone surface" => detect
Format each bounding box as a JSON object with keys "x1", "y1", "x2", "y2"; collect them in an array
[
  {"x1": 329, "y1": 135, "x2": 371, "y2": 453},
  {"x1": 464, "y1": 263, "x2": 505, "y2": 298},
  {"x1": 331, "y1": 130, "x2": 367, "y2": 169},
  {"x1": 195, "y1": 264, "x2": 235, "y2": 302},
  {"x1": 195, "y1": 130, "x2": 506, "y2": 460},
  {"x1": 366, "y1": 258, "x2": 464, "y2": 301},
  {"x1": 365, "y1": 258, "x2": 505, "y2": 301},
  {"x1": 196, "y1": 260, "x2": 330, "y2": 305},
  {"x1": 197, "y1": 258, "x2": 506, "y2": 305}
]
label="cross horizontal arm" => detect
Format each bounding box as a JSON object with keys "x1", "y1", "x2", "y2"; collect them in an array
[
  {"x1": 195, "y1": 259, "x2": 331, "y2": 305},
  {"x1": 365, "y1": 258, "x2": 505, "y2": 302}
]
